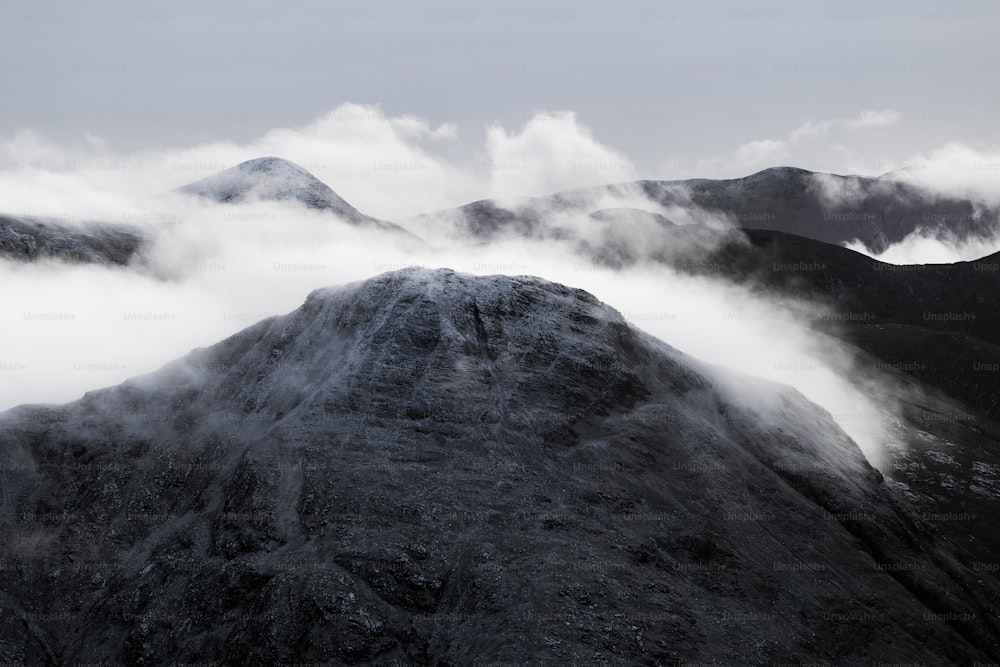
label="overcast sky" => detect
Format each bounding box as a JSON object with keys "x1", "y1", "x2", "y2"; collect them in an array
[{"x1": 1, "y1": 0, "x2": 998, "y2": 183}]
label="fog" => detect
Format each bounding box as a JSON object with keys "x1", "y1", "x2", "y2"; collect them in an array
[
  {"x1": 3, "y1": 103, "x2": 997, "y2": 470},
  {"x1": 0, "y1": 104, "x2": 636, "y2": 223},
  {"x1": 840, "y1": 143, "x2": 1000, "y2": 264},
  {"x1": 845, "y1": 231, "x2": 1000, "y2": 265},
  {"x1": 0, "y1": 202, "x2": 896, "y2": 470}
]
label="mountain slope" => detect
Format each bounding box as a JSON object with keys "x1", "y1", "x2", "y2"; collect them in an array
[
  {"x1": 405, "y1": 167, "x2": 999, "y2": 252},
  {"x1": 0, "y1": 214, "x2": 144, "y2": 265},
  {"x1": 666, "y1": 228, "x2": 1000, "y2": 417},
  {"x1": 0, "y1": 158, "x2": 423, "y2": 269},
  {"x1": 643, "y1": 167, "x2": 998, "y2": 252},
  {"x1": 174, "y1": 157, "x2": 368, "y2": 219},
  {"x1": 174, "y1": 156, "x2": 417, "y2": 238},
  {"x1": 1, "y1": 268, "x2": 999, "y2": 665},
  {"x1": 615, "y1": 226, "x2": 1000, "y2": 562},
  {"x1": 541, "y1": 214, "x2": 1000, "y2": 423}
]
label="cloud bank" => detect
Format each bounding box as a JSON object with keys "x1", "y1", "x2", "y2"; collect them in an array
[
  {"x1": 0, "y1": 104, "x2": 634, "y2": 222},
  {"x1": 2, "y1": 103, "x2": 998, "y2": 468}
]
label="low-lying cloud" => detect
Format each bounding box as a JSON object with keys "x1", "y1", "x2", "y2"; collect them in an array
[
  {"x1": 0, "y1": 104, "x2": 634, "y2": 222},
  {"x1": 845, "y1": 231, "x2": 1000, "y2": 265},
  {"x1": 2, "y1": 103, "x2": 997, "y2": 470},
  {"x1": 0, "y1": 197, "x2": 892, "y2": 469}
]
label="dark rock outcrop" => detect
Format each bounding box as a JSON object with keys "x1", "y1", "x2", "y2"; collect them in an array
[
  {"x1": 1, "y1": 268, "x2": 998, "y2": 665},
  {"x1": 0, "y1": 215, "x2": 144, "y2": 266}
]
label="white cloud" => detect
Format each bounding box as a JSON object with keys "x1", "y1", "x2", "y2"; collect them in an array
[
  {"x1": 844, "y1": 228, "x2": 1000, "y2": 265},
  {"x1": 887, "y1": 142, "x2": 1000, "y2": 204},
  {"x1": 5, "y1": 102, "x2": 999, "y2": 471},
  {"x1": 0, "y1": 198, "x2": 895, "y2": 468},
  {"x1": 430, "y1": 123, "x2": 459, "y2": 141},
  {"x1": 660, "y1": 109, "x2": 903, "y2": 179},
  {"x1": 787, "y1": 120, "x2": 827, "y2": 144},
  {"x1": 789, "y1": 109, "x2": 902, "y2": 143},
  {"x1": 484, "y1": 111, "x2": 637, "y2": 201},
  {"x1": 733, "y1": 139, "x2": 791, "y2": 169},
  {"x1": 0, "y1": 104, "x2": 643, "y2": 221}
]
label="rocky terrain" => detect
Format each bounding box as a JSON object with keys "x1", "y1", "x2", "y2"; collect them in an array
[
  {"x1": 5, "y1": 161, "x2": 997, "y2": 268},
  {"x1": 0, "y1": 214, "x2": 144, "y2": 266},
  {"x1": 174, "y1": 157, "x2": 419, "y2": 239},
  {"x1": 616, "y1": 226, "x2": 1000, "y2": 416},
  {"x1": 562, "y1": 220, "x2": 1000, "y2": 569},
  {"x1": 406, "y1": 166, "x2": 1000, "y2": 253},
  {"x1": 5, "y1": 158, "x2": 1000, "y2": 663},
  {"x1": 2, "y1": 268, "x2": 1000, "y2": 665},
  {"x1": 0, "y1": 158, "x2": 417, "y2": 267}
]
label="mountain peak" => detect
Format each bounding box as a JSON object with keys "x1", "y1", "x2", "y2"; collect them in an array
[
  {"x1": 741, "y1": 165, "x2": 817, "y2": 181},
  {"x1": 6, "y1": 267, "x2": 1000, "y2": 663},
  {"x1": 174, "y1": 156, "x2": 369, "y2": 223},
  {"x1": 173, "y1": 157, "x2": 424, "y2": 241},
  {"x1": 232, "y1": 156, "x2": 307, "y2": 173}
]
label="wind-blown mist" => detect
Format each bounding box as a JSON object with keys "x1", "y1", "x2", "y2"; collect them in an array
[
  {"x1": 844, "y1": 233, "x2": 1000, "y2": 265},
  {"x1": 836, "y1": 143, "x2": 1000, "y2": 263},
  {"x1": 0, "y1": 105, "x2": 635, "y2": 222},
  {"x1": 0, "y1": 196, "x2": 894, "y2": 469},
  {"x1": 4, "y1": 103, "x2": 997, "y2": 468}
]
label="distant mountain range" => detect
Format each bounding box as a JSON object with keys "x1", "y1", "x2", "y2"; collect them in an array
[
  {"x1": 407, "y1": 166, "x2": 999, "y2": 252},
  {"x1": 3, "y1": 160, "x2": 998, "y2": 265},
  {"x1": 0, "y1": 158, "x2": 416, "y2": 266}
]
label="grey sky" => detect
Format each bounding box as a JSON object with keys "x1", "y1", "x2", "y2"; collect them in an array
[{"x1": 1, "y1": 0, "x2": 998, "y2": 179}]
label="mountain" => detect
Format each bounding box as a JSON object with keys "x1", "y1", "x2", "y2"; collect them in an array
[
  {"x1": 0, "y1": 214, "x2": 144, "y2": 266},
  {"x1": 462, "y1": 204, "x2": 1000, "y2": 428},
  {"x1": 174, "y1": 157, "x2": 367, "y2": 218},
  {"x1": 0, "y1": 158, "x2": 422, "y2": 268},
  {"x1": 816, "y1": 337, "x2": 1000, "y2": 563},
  {"x1": 656, "y1": 228, "x2": 1000, "y2": 418},
  {"x1": 587, "y1": 223, "x2": 1000, "y2": 562},
  {"x1": 2, "y1": 268, "x2": 1000, "y2": 664},
  {"x1": 588, "y1": 207, "x2": 675, "y2": 228},
  {"x1": 646, "y1": 167, "x2": 999, "y2": 252},
  {"x1": 404, "y1": 167, "x2": 1000, "y2": 252},
  {"x1": 174, "y1": 156, "x2": 417, "y2": 238}
]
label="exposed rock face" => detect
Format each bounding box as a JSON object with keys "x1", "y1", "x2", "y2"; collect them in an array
[
  {"x1": 575, "y1": 224, "x2": 1000, "y2": 565},
  {"x1": 1, "y1": 268, "x2": 999, "y2": 665},
  {"x1": 0, "y1": 214, "x2": 144, "y2": 265}
]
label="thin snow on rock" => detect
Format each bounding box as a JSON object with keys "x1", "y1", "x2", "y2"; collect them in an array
[{"x1": 175, "y1": 156, "x2": 369, "y2": 219}]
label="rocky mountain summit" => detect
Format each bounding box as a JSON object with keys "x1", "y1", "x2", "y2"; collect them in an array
[
  {"x1": 174, "y1": 156, "x2": 415, "y2": 237},
  {"x1": 174, "y1": 157, "x2": 369, "y2": 220},
  {"x1": 1, "y1": 268, "x2": 998, "y2": 665}
]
